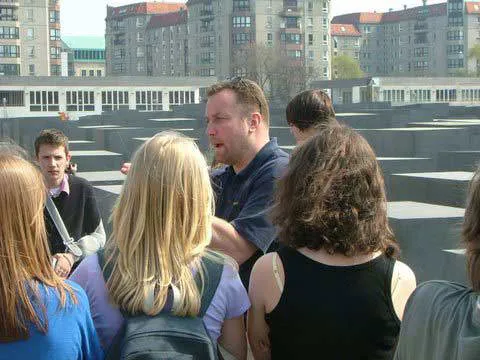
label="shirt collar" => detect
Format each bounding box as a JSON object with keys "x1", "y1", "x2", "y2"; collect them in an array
[
  {"x1": 50, "y1": 174, "x2": 70, "y2": 197},
  {"x1": 230, "y1": 138, "x2": 278, "y2": 178}
]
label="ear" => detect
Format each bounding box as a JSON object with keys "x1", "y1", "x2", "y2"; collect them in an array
[
  {"x1": 66, "y1": 152, "x2": 72, "y2": 162},
  {"x1": 248, "y1": 112, "x2": 262, "y2": 132}
]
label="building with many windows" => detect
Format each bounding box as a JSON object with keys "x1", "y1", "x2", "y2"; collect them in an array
[
  {"x1": 332, "y1": 0, "x2": 480, "y2": 77},
  {"x1": 105, "y1": 2, "x2": 186, "y2": 76},
  {"x1": 145, "y1": 10, "x2": 189, "y2": 76},
  {"x1": 0, "y1": 0, "x2": 61, "y2": 76},
  {"x1": 62, "y1": 36, "x2": 106, "y2": 77},
  {"x1": 186, "y1": 0, "x2": 332, "y2": 80}
]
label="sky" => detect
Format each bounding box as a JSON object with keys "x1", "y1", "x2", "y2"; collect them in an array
[{"x1": 61, "y1": 0, "x2": 446, "y2": 36}]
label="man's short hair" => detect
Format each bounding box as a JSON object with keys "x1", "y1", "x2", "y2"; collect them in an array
[
  {"x1": 286, "y1": 89, "x2": 336, "y2": 131},
  {"x1": 0, "y1": 138, "x2": 30, "y2": 161},
  {"x1": 34, "y1": 129, "x2": 69, "y2": 156},
  {"x1": 206, "y1": 77, "x2": 270, "y2": 126}
]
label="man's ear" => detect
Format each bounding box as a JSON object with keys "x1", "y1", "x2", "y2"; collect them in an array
[
  {"x1": 66, "y1": 152, "x2": 72, "y2": 162},
  {"x1": 249, "y1": 112, "x2": 262, "y2": 132}
]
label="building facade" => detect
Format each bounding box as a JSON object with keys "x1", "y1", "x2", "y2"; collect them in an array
[
  {"x1": 186, "y1": 0, "x2": 332, "y2": 80},
  {"x1": 332, "y1": 0, "x2": 480, "y2": 77},
  {"x1": 0, "y1": 0, "x2": 61, "y2": 76},
  {"x1": 0, "y1": 75, "x2": 214, "y2": 118},
  {"x1": 62, "y1": 36, "x2": 106, "y2": 77},
  {"x1": 145, "y1": 10, "x2": 189, "y2": 77},
  {"x1": 105, "y1": 2, "x2": 186, "y2": 76}
]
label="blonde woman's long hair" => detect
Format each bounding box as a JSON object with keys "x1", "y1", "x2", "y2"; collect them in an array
[
  {"x1": 106, "y1": 132, "x2": 214, "y2": 316},
  {"x1": 0, "y1": 155, "x2": 75, "y2": 342}
]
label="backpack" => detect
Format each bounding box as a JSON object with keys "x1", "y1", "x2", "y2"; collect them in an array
[{"x1": 97, "y1": 249, "x2": 224, "y2": 360}]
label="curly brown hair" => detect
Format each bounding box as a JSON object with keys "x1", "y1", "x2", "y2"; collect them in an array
[
  {"x1": 272, "y1": 125, "x2": 399, "y2": 257},
  {"x1": 462, "y1": 168, "x2": 480, "y2": 291}
]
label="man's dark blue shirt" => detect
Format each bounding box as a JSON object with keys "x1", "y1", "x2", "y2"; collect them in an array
[{"x1": 211, "y1": 138, "x2": 289, "y2": 286}]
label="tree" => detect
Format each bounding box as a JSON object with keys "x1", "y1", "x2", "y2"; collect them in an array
[
  {"x1": 468, "y1": 44, "x2": 480, "y2": 76},
  {"x1": 230, "y1": 43, "x2": 317, "y2": 103},
  {"x1": 332, "y1": 55, "x2": 364, "y2": 80}
]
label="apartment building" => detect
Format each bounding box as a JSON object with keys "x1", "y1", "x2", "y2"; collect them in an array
[
  {"x1": 62, "y1": 36, "x2": 105, "y2": 77},
  {"x1": 331, "y1": 24, "x2": 361, "y2": 60},
  {"x1": 145, "y1": 10, "x2": 188, "y2": 76},
  {"x1": 332, "y1": 0, "x2": 480, "y2": 77},
  {"x1": 0, "y1": 0, "x2": 61, "y2": 76},
  {"x1": 186, "y1": 0, "x2": 332, "y2": 80},
  {"x1": 105, "y1": 2, "x2": 186, "y2": 76}
]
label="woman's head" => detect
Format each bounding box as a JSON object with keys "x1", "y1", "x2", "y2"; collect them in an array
[
  {"x1": 272, "y1": 125, "x2": 398, "y2": 257},
  {"x1": 462, "y1": 168, "x2": 480, "y2": 291},
  {"x1": 108, "y1": 132, "x2": 213, "y2": 316},
  {"x1": 0, "y1": 155, "x2": 73, "y2": 341}
]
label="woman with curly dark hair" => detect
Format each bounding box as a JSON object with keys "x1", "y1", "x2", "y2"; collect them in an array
[{"x1": 248, "y1": 125, "x2": 416, "y2": 360}]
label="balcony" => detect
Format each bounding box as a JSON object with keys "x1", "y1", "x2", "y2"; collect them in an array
[
  {"x1": 200, "y1": 10, "x2": 214, "y2": 17},
  {"x1": 0, "y1": 14, "x2": 18, "y2": 21},
  {"x1": 414, "y1": 23, "x2": 428, "y2": 32},
  {"x1": 200, "y1": 25, "x2": 214, "y2": 32},
  {"x1": 0, "y1": 0, "x2": 19, "y2": 7},
  {"x1": 114, "y1": 39, "x2": 126, "y2": 45},
  {"x1": 280, "y1": 6, "x2": 303, "y2": 17}
]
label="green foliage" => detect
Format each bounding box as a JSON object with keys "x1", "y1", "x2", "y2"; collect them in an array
[{"x1": 332, "y1": 55, "x2": 364, "y2": 80}]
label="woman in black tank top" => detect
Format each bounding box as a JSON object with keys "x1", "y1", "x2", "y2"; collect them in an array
[{"x1": 248, "y1": 125, "x2": 416, "y2": 360}]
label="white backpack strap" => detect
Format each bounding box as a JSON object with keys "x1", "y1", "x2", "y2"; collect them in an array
[{"x1": 272, "y1": 253, "x2": 284, "y2": 292}]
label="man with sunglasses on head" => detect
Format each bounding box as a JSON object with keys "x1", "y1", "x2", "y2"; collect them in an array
[{"x1": 205, "y1": 78, "x2": 289, "y2": 287}]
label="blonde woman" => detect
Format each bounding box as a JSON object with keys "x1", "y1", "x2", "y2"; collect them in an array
[
  {"x1": 70, "y1": 132, "x2": 249, "y2": 359},
  {"x1": 0, "y1": 154, "x2": 102, "y2": 359}
]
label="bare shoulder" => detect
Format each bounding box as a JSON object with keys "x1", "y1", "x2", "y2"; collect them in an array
[
  {"x1": 250, "y1": 253, "x2": 277, "y2": 287},
  {"x1": 394, "y1": 260, "x2": 417, "y2": 287}
]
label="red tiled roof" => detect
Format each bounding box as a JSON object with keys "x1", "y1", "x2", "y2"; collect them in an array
[
  {"x1": 332, "y1": 2, "x2": 447, "y2": 25},
  {"x1": 331, "y1": 24, "x2": 361, "y2": 37},
  {"x1": 147, "y1": 10, "x2": 187, "y2": 29},
  {"x1": 107, "y1": 2, "x2": 186, "y2": 18},
  {"x1": 466, "y1": 1, "x2": 480, "y2": 14}
]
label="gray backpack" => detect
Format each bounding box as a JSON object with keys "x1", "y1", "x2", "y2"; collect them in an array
[{"x1": 98, "y1": 250, "x2": 224, "y2": 360}]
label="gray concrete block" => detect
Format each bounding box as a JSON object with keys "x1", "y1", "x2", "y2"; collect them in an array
[
  {"x1": 76, "y1": 171, "x2": 125, "y2": 186},
  {"x1": 388, "y1": 201, "x2": 465, "y2": 283},
  {"x1": 390, "y1": 172, "x2": 473, "y2": 207},
  {"x1": 69, "y1": 140, "x2": 97, "y2": 151},
  {"x1": 70, "y1": 150, "x2": 123, "y2": 172},
  {"x1": 437, "y1": 151, "x2": 480, "y2": 172}
]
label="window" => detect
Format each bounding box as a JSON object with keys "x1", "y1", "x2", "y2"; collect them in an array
[
  {"x1": 0, "y1": 91, "x2": 23, "y2": 106},
  {"x1": 97, "y1": 70, "x2": 102, "y2": 77},
  {"x1": 0, "y1": 8, "x2": 16, "y2": 21},
  {"x1": 50, "y1": 47, "x2": 61, "y2": 59},
  {"x1": 137, "y1": 62, "x2": 144, "y2": 72},
  {"x1": 285, "y1": 17, "x2": 298, "y2": 28},
  {"x1": 233, "y1": 0, "x2": 250, "y2": 11},
  {"x1": 137, "y1": 46, "x2": 144, "y2": 58},
  {"x1": 136, "y1": 17, "x2": 145, "y2": 28},
  {"x1": 66, "y1": 91, "x2": 95, "y2": 111},
  {"x1": 26, "y1": 9, "x2": 34, "y2": 21},
  {"x1": 49, "y1": 10, "x2": 59, "y2": 23},
  {"x1": 88, "y1": 69, "x2": 94, "y2": 76},
  {"x1": 136, "y1": 91, "x2": 163, "y2": 110},
  {"x1": 0, "y1": 64, "x2": 19, "y2": 75},
  {"x1": 0, "y1": 45, "x2": 19, "y2": 58},
  {"x1": 447, "y1": 44, "x2": 464, "y2": 55},
  {"x1": 308, "y1": 34, "x2": 313, "y2": 46},
  {"x1": 29, "y1": 64, "x2": 35, "y2": 75},
  {"x1": 101, "y1": 91, "x2": 129, "y2": 111},
  {"x1": 322, "y1": 1, "x2": 328, "y2": 12},
  {"x1": 308, "y1": 1, "x2": 313, "y2": 11},
  {"x1": 447, "y1": 30, "x2": 464, "y2": 40},
  {"x1": 137, "y1": 32, "x2": 144, "y2": 42},
  {"x1": 29, "y1": 91, "x2": 59, "y2": 111},
  {"x1": 281, "y1": 33, "x2": 301, "y2": 44},
  {"x1": 50, "y1": 28, "x2": 60, "y2": 41},
  {"x1": 51, "y1": 65, "x2": 61, "y2": 76},
  {"x1": 233, "y1": 32, "x2": 251, "y2": 45},
  {"x1": 323, "y1": 34, "x2": 328, "y2": 44},
  {"x1": 232, "y1": 16, "x2": 251, "y2": 28},
  {"x1": 27, "y1": 46, "x2": 35, "y2": 58},
  {"x1": 0, "y1": 27, "x2": 19, "y2": 39},
  {"x1": 114, "y1": 48, "x2": 125, "y2": 59},
  {"x1": 27, "y1": 28, "x2": 34, "y2": 39}
]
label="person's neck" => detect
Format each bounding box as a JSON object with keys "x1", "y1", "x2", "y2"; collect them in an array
[
  {"x1": 298, "y1": 247, "x2": 382, "y2": 267},
  {"x1": 233, "y1": 137, "x2": 270, "y2": 173}
]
